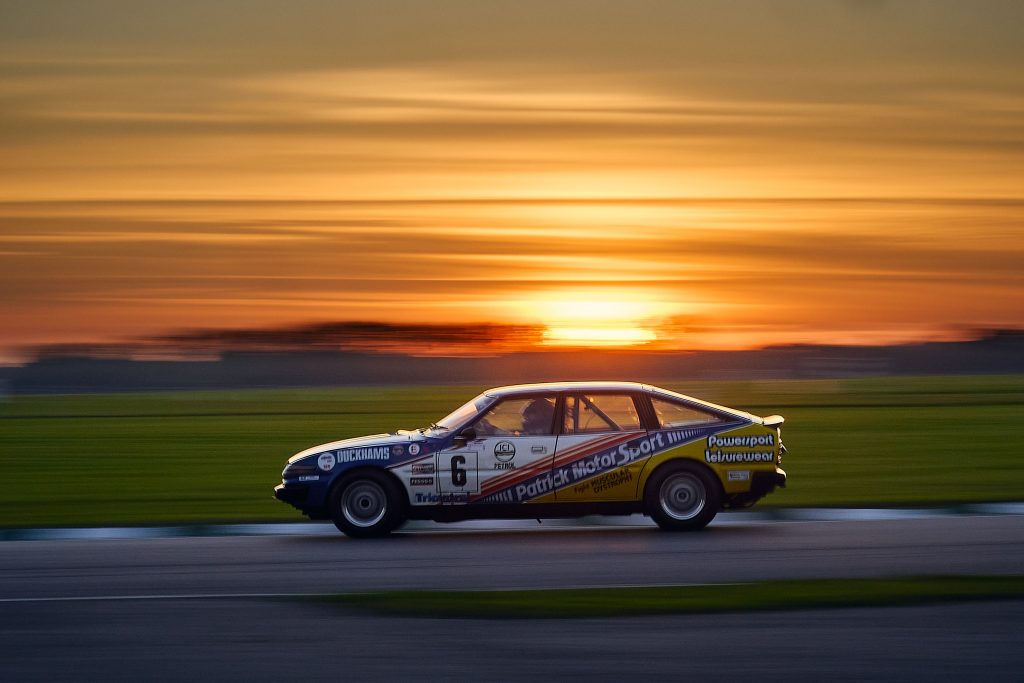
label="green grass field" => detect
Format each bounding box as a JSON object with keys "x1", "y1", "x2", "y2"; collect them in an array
[{"x1": 1, "y1": 375, "x2": 1022, "y2": 527}]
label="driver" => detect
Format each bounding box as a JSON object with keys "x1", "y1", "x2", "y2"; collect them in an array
[{"x1": 520, "y1": 398, "x2": 555, "y2": 435}]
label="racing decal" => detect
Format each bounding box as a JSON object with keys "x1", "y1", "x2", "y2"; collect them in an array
[
  {"x1": 709, "y1": 434, "x2": 774, "y2": 448},
  {"x1": 476, "y1": 422, "x2": 747, "y2": 504},
  {"x1": 705, "y1": 451, "x2": 774, "y2": 464},
  {"x1": 317, "y1": 453, "x2": 336, "y2": 471},
  {"x1": 336, "y1": 446, "x2": 390, "y2": 463},
  {"x1": 492, "y1": 441, "x2": 516, "y2": 470},
  {"x1": 704, "y1": 434, "x2": 775, "y2": 464},
  {"x1": 389, "y1": 452, "x2": 433, "y2": 470},
  {"x1": 438, "y1": 451, "x2": 480, "y2": 494},
  {"x1": 572, "y1": 468, "x2": 632, "y2": 496},
  {"x1": 409, "y1": 477, "x2": 434, "y2": 486},
  {"x1": 316, "y1": 442, "x2": 433, "y2": 472},
  {"x1": 317, "y1": 444, "x2": 432, "y2": 473},
  {"x1": 476, "y1": 432, "x2": 632, "y2": 500},
  {"x1": 411, "y1": 462, "x2": 434, "y2": 475},
  {"x1": 476, "y1": 431, "x2": 656, "y2": 504},
  {"x1": 494, "y1": 441, "x2": 515, "y2": 462},
  {"x1": 727, "y1": 470, "x2": 750, "y2": 481},
  {"x1": 413, "y1": 492, "x2": 469, "y2": 504}
]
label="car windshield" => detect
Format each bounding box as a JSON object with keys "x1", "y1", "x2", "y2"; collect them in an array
[{"x1": 423, "y1": 392, "x2": 492, "y2": 433}]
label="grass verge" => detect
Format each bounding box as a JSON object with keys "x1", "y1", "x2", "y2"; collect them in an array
[
  {"x1": 1, "y1": 374, "x2": 1022, "y2": 526},
  {"x1": 325, "y1": 575, "x2": 1024, "y2": 619}
]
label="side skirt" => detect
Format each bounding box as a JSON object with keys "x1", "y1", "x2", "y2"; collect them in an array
[{"x1": 407, "y1": 501, "x2": 645, "y2": 523}]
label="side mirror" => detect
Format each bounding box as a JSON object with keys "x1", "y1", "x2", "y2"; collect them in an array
[{"x1": 453, "y1": 427, "x2": 476, "y2": 447}]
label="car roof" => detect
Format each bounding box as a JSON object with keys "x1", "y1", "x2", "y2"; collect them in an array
[
  {"x1": 483, "y1": 381, "x2": 647, "y2": 397},
  {"x1": 482, "y1": 381, "x2": 761, "y2": 423}
]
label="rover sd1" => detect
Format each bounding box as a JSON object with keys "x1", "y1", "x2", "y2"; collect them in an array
[{"x1": 274, "y1": 381, "x2": 787, "y2": 537}]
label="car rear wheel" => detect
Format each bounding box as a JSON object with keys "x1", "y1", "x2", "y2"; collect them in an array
[
  {"x1": 330, "y1": 471, "x2": 405, "y2": 538},
  {"x1": 645, "y1": 462, "x2": 719, "y2": 531}
]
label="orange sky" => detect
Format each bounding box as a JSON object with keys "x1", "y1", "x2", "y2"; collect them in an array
[{"x1": 1, "y1": 1, "x2": 1023, "y2": 361}]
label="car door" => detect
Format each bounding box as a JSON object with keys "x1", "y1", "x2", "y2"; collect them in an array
[
  {"x1": 553, "y1": 392, "x2": 649, "y2": 501},
  {"x1": 436, "y1": 394, "x2": 559, "y2": 504}
]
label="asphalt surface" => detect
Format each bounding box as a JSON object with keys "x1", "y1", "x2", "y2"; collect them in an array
[
  {"x1": 2, "y1": 515, "x2": 1023, "y2": 680},
  {"x1": 2, "y1": 599, "x2": 1021, "y2": 682},
  {"x1": 2, "y1": 515, "x2": 1023, "y2": 599}
]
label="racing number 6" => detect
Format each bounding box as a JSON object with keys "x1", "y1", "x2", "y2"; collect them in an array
[{"x1": 451, "y1": 455, "x2": 467, "y2": 486}]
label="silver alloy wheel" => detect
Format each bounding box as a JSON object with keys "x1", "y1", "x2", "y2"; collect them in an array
[
  {"x1": 659, "y1": 472, "x2": 706, "y2": 521},
  {"x1": 341, "y1": 480, "x2": 388, "y2": 528}
]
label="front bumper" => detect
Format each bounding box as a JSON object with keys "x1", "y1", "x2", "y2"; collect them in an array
[{"x1": 274, "y1": 483, "x2": 309, "y2": 506}]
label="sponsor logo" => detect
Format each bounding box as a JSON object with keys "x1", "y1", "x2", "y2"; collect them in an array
[
  {"x1": 414, "y1": 492, "x2": 469, "y2": 504},
  {"x1": 573, "y1": 468, "x2": 632, "y2": 496},
  {"x1": 704, "y1": 433, "x2": 774, "y2": 464},
  {"x1": 494, "y1": 441, "x2": 515, "y2": 462},
  {"x1": 391, "y1": 445, "x2": 404, "y2": 456},
  {"x1": 297, "y1": 475, "x2": 320, "y2": 482},
  {"x1": 411, "y1": 463, "x2": 435, "y2": 475},
  {"x1": 592, "y1": 468, "x2": 632, "y2": 494},
  {"x1": 705, "y1": 450, "x2": 774, "y2": 464},
  {"x1": 571, "y1": 433, "x2": 665, "y2": 481},
  {"x1": 410, "y1": 477, "x2": 434, "y2": 486},
  {"x1": 707, "y1": 434, "x2": 774, "y2": 448},
  {"x1": 727, "y1": 470, "x2": 751, "y2": 481},
  {"x1": 317, "y1": 453, "x2": 336, "y2": 471},
  {"x1": 514, "y1": 470, "x2": 570, "y2": 500},
  {"x1": 494, "y1": 462, "x2": 515, "y2": 470},
  {"x1": 408, "y1": 443, "x2": 421, "y2": 456},
  {"x1": 336, "y1": 446, "x2": 390, "y2": 463}
]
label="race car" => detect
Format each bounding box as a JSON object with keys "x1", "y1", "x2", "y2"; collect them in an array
[{"x1": 274, "y1": 381, "x2": 786, "y2": 537}]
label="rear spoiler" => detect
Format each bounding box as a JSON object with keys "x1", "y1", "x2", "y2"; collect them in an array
[{"x1": 762, "y1": 415, "x2": 785, "y2": 427}]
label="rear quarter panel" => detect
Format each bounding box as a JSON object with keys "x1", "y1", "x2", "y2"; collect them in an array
[{"x1": 637, "y1": 422, "x2": 780, "y2": 497}]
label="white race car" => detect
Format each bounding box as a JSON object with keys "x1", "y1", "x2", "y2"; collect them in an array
[{"x1": 275, "y1": 381, "x2": 786, "y2": 537}]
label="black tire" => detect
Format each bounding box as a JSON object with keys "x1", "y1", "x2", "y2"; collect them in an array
[
  {"x1": 330, "y1": 471, "x2": 405, "y2": 538},
  {"x1": 644, "y1": 462, "x2": 720, "y2": 531}
]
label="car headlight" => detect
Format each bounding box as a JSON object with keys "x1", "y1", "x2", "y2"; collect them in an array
[{"x1": 282, "y1": 461, "x2": 318, "y2": 478}]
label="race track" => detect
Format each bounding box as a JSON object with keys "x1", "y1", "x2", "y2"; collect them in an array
[
  {"x1": 2, "y1": 515, "x2": 1023, "y2": 680},
  {"x1": 2, "y1": 515, "x2": 1023, "y2": 599}
]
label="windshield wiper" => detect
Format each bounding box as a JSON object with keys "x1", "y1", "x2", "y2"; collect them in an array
[{"x1": 422, "y1": 423, "x2": 449, "y2": 432}]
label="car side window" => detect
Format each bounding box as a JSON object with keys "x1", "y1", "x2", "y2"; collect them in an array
[
  {"x1": 474, "y1": 396, "x2": 556, "y2": 436},
  {"x1": 651, "y1": 397, "x2": 722, "y2": 428},
  {"x1": 563, "y1": 394, "x2": 641, "y2": 434}
]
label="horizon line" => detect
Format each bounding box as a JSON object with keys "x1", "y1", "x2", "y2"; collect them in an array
[{"x1": 3, "y1": 196, "x2": 1024, "y2": 208}]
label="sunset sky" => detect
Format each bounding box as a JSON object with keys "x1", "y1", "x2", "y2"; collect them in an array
[{"x1": 2, "y1": 1, "x2": 1023, "y2": 361}]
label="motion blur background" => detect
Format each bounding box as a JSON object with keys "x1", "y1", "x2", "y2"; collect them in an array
[
  {"x1": 1, "y1": 0, "x2": 1022, "y2": 527},
  {"x1": 3, "y1": 3, "x2": 1024, "y2": 680}
]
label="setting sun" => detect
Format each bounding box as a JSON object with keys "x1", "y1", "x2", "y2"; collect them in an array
[
  {"x1": 521, "y1": 289, "x2": 675, "y2": 347},
  {"x1": 542, "y1": 325, "x2": 657, "y2": 347}
]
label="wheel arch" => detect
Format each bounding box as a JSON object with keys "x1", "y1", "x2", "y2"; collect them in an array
[
  {"x1": 328, "y1": 465, "x2": 410, "y2": 512},
  {"x1": 639, "y1": 457, "x2": 725, "y2": 509}
]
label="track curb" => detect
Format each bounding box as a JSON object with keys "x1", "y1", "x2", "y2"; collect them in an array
[{"x1": 2, "y1": 503, "x2": 1023, "y2": 541}]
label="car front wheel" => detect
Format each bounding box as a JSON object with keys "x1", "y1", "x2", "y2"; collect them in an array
[
  {"x1": 645, "y1": 463, "x2": 719, "y2": 531},
  {"x1": 330, "y1": 472, "x2": 405, "y2": 538}
]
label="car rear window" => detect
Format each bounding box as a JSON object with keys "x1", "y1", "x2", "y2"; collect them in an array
[{"x1": 651, "y1": 397, "x2": 723, "y2": 428}]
